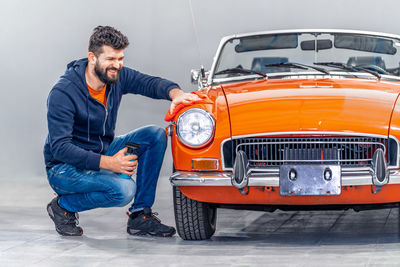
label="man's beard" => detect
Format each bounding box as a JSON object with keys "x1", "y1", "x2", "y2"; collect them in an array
[{"x1": 94, "y1": 62, "x2": 121, "y2": 84}]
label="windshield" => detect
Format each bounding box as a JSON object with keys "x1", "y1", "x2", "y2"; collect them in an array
[{"x1": 212, "y1": 31, "x2": 400, "y2": 82}]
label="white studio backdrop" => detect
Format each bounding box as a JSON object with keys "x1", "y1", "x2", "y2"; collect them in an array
[{"x1": 0, "y1": 0, "x2": 398, "y2": 179}]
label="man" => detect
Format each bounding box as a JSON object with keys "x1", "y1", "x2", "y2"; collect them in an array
[{"x1": 44, "y1": 26, "x2": 198, "y2": 237}]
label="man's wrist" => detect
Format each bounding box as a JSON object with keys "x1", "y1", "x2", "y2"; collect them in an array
[
  {"x1": 100, "y1": 155, "x2": 112, "y2": 170},
  {"x1": 169, "y1": 88, "x2": 184, "y2": 100}
]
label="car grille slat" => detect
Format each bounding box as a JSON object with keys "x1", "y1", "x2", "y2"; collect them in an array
[{"x1": 223, "y1": 135, "x2": 395, "y2": 170}]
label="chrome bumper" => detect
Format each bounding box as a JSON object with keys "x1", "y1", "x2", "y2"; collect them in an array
[{"x1": 170, "y1": 169, "x2": 400, "y2": 187}]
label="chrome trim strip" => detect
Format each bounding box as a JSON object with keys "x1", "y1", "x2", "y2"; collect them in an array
[
  {"x1": 220, "y1": 132, "x2": 400, "y2": 171},
  {"x1": 170, "y1": 170, "x2": 400, "y2": 187},
  {"x1": 249, "y1": 166, "x2": 373, "y2": 173},
  {"x1": 225, "y1": 131, "x2": 390, "y2": 140},
  {"x1": 236, "y1": 141, "x2": 386, "y2": 163},
  {"x1": 226, "y1": 29, "x2": 400, "y2": 45},
  {"x1": 212, "y1": 72, "x2": 400, "y2": 84}
]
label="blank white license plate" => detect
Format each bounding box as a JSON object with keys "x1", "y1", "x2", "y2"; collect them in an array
[{"x1": 279, "y1": 165, "x2": 341, "y2": 196}]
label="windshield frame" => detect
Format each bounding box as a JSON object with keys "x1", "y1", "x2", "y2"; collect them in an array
[{"x1": 209, "y1": 29, "x2": 400, "y2": 85}]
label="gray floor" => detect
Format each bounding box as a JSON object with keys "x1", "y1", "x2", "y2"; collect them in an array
[{"x1": 2, "y1": 177, "x2": 400, "y2": 267}]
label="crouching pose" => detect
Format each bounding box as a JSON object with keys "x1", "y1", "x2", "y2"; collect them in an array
[{"x1": 44, "y1": 26, "x2": 197, "y2": 236}]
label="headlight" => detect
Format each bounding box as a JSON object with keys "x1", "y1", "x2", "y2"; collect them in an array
[{"x1": 176, "y1": 108, "x2": 215, "y2": 147}]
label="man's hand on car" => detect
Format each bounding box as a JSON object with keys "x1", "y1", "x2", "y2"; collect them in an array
[{"x1": 169, "y1": 88, "x2": 200, "y2": 115}]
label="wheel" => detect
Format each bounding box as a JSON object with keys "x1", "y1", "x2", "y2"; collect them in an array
[{"x1": 173, "y1": 186, "x2": 217, "y2": 240}]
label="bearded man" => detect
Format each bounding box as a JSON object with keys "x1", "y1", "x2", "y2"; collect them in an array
[{"x1": 44, "y1": 26, "x2": 197, "y2": 237}]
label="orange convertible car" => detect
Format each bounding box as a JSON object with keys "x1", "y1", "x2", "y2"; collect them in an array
[{"x1": 168, "y1": 29, "x2": 400, "y2": 240}]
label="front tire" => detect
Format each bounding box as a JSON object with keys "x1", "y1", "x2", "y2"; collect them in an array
[{"x1": 173, "y1": 186, "x2": 217, "y2": 240}]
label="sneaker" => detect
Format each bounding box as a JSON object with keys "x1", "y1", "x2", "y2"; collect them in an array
[
  {"x1": 46, "y1": 197, "x2": 83, "y2": 236},
  {"x1": 127, "y1": 207, "x2": 176, "y2": 237}
]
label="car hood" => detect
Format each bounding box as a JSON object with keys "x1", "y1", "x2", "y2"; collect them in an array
[{"x1": 221, "y1": 79, "x2": 400, "y2": 136}]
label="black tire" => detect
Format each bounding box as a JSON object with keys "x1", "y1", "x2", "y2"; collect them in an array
[{"x1": 173, "y1": 186, "x2": 217, "y2": 240}]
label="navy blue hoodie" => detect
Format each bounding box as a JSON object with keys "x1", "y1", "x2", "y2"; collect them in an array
[{"x1": 44, "y1": 58, "x2": 179, "y2": 171}]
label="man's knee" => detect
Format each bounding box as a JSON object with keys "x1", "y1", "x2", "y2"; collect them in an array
[
  {"x1": 146, "y1": 125, "x2": 167, "y2": 147},
  {"x1": 113, "y1": 178, "x2": 136, "y2": 207}
]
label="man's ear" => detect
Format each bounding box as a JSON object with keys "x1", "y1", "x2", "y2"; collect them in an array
[{"x1": 88, "y1": 52, "x2": 96, "y2": 64}]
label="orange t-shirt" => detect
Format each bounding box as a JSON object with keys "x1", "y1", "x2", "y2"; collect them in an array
[{"x1": 88, "y1": 84, "x2": 107, "y2": 107}]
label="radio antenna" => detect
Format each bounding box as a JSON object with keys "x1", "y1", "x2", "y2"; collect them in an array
[{"x1": 189, "y1": 0, "x2": 207, "y2": 86}]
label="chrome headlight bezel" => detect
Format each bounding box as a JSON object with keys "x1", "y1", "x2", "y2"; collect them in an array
[{"x1": 176, "y1": 108, "x2": 216, "y2": 148}]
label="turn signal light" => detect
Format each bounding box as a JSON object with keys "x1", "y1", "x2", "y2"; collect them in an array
[{"x1": 192, "y1": 158, "x2": 219, "y2": 171}]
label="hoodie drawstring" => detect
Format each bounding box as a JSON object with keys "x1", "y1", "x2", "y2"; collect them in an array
[{"x1": 86, "y1": 94, "x2": 90, "y2": 141}]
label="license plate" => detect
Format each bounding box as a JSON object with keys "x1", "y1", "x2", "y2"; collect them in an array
[{"x1": 279, "y1": 165, "x2": 341, "y2": 196}]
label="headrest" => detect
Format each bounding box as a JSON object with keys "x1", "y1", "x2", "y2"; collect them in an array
[
  {"x1": 251, "y1": 57, "x2": 289, "y2": 73},
  {"x1": 347, "y1": 56, "x2": 386, "y2": 69}
]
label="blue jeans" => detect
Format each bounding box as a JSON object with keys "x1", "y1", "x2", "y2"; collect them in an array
[{"x1": 46, "y1": 125, "x2": 167, "y2": 213}]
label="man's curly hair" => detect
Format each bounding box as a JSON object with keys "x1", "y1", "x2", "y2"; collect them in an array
[{"x1": 89, "y1": 26, "x2": 129, "y2": 56}]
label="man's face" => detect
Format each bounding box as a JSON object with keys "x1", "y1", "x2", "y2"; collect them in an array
[{"x1": 93, "y1": 45, "x2": 124, "y2": 84}]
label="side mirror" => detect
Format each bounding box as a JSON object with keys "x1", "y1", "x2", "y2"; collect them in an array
[
  {"x1": 191, "y1": 69, "x2": 209, "y2": 88},
  {"x1": 191, "y1": 69, "x2": 201, "y2": 84}
]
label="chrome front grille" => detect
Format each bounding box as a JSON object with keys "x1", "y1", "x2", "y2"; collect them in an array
[{"x1": 222, "y1": 135, "x2": 398, "y2": 170}]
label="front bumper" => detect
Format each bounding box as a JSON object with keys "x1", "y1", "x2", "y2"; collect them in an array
[{"x1": 170, "y1": 169, "x2": 400, "y2": 187}]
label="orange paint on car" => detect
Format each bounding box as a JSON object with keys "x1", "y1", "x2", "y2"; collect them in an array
[
  {"x1": 179, "y1": 184, "x2": 400, "y2": 205},
  {"x1": 171, "y1": 77, "x2": 400, "y2": 204}
]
